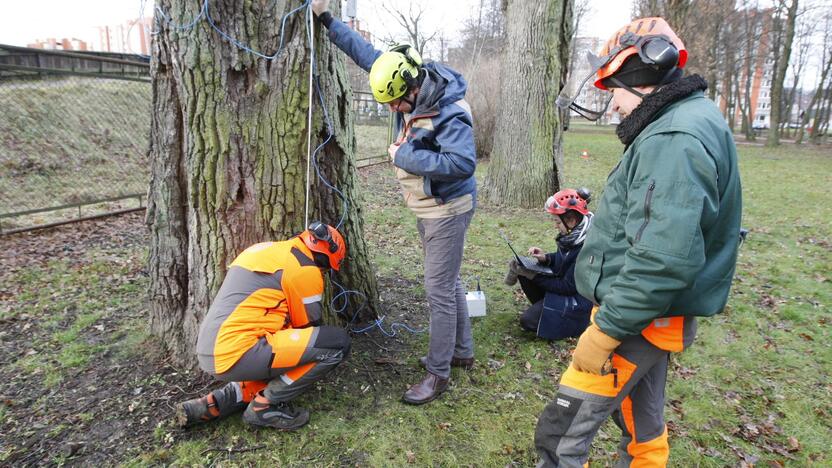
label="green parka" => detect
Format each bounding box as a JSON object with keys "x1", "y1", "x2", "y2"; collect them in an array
[{"x1": 575, "y1": 77, "x2": 742, "y2": 340}]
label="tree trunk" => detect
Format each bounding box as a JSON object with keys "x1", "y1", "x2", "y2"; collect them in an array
[
  {"x1": 147, "y1": 0, "x2": 380, "y2": 367},
  {"x1": 482, "y1": 0, "x2": 572, "y2": 208},
  {"x1": 767, "y1": 0, "x2": 799, "y2": 146}
]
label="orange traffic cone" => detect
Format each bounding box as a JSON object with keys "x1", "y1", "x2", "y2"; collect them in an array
[{"x1": 580, "y1": 150, "x2": 590, "y2": 160}]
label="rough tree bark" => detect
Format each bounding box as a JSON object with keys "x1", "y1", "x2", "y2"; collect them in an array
[
  {"x1": 146, "y1": 0, "x2": 380, "y2": 367},
  {"x1": 482, "y1": 0, "x2": 572, "y2": 208}
]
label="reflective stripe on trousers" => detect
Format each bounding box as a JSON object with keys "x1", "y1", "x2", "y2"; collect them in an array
[{"x1": 535, "y1": 316, "x2": 696, "y2": 467}]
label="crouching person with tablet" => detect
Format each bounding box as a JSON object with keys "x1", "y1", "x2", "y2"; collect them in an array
[{"x1": 505, "y1": 189, "x2": 594, "y2": 340}]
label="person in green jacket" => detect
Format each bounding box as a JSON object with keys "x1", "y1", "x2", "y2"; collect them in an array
[{"x1": 535, "y1": 17, "x2": 742, "y2": 466}]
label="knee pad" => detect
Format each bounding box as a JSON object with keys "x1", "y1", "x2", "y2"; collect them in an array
[{"x1": 314, "y1": 325, "x2": 352, "y2": 354}]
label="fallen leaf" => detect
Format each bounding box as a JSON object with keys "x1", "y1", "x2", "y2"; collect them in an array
[{"x1": 788, "y1": 436, "x2": 800, "y2": 452}]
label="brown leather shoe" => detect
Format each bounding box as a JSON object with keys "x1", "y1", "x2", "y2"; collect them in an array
[
  {"x1": 418, "y1": 356, "x2": 475, "y2": 370},
  {"x1": 402, "y1": 372, "x2": 449, "y2": 405}
]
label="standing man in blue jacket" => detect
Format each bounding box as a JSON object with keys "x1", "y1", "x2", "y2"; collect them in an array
[{"x1": 312, "y1": 0, "x2": 478, "y2": 405}]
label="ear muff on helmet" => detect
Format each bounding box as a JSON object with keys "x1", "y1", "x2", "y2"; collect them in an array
[
  {"x1": 368, "y1": 45, "x2": 423, "y2": 103},
  {"x1": 390, "y1": 44, "x2": 423, "y2": 86},
  {"x1": 300, "y1": 222, "x2": 347, "y2": 271},
  {"x1": 308, "y1": 221, "x2": 338, "y2": 254}
]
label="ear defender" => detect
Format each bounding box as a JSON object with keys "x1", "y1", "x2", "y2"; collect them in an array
[
  {"x1": 308, "y1": 221, "x2": 338, "y2": 254},
  {"x1": 390, "y1": 44, "x2": 423, "y2": 86}
]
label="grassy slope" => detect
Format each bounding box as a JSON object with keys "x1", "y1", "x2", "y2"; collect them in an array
[
  {"x1": 2, "y1": 126, "x2": 828, "y2": 466},
  {"x1": 0, "y1": 78, "x2": 149, "y2": 215}
]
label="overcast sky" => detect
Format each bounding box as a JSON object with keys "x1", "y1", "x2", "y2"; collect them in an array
[{"x1": 0, "y1": 0, "x2": 633, "y2": 52}]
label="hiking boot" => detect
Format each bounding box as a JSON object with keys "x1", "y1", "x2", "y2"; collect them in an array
[
  {"x1": 176, "y1": 382, "x2": 245, "y2": 428},
  {"x1": 419, "y1": 356, "x2": 475, "y2": 370},
  {"x1": 243, "y1": 392, "x2": 310, "y2": 431},
  {"x1": 402, "y1": 372, "x2": 449, "y2": 405}
]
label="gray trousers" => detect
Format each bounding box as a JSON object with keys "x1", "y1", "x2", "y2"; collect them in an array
[{"x1": 417, "y1": 209, "x2": 475, "y2": 379}]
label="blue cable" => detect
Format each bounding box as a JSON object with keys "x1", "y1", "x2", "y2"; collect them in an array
[
  {"x1": 204, "y1": 0, "x2": 310, "y2": 60},
  {"x1": 154, "y1": 0, "x2": 207, "y2": 32}
]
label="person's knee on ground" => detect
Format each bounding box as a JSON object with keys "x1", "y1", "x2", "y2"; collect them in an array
[{"x1": 519, "y1": 301, "x2": 544, "y2": 333}]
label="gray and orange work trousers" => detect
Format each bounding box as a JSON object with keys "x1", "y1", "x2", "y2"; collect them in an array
[
  {"x1": 535, "y1": 315, "x2": 697, "y2": 467},
  {"x1": 212, "y1": 325, "x2": 351, "y2": 407}
]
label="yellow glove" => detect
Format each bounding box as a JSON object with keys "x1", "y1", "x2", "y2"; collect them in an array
[{"x1": 571, "y1": 324, "x2": 621, "y2": 375}]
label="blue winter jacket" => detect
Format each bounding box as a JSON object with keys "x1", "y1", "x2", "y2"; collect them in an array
[
  {"x1": 535, "y1": 244, "x2": 594, "y2": 320},
  {"x1": 323, "y1": 17, "x2": 477, "y2": 217}
]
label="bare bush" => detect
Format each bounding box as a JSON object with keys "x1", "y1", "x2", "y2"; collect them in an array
[{"x1": 460, "y1": 56, "x2": 501, "y2": 159}]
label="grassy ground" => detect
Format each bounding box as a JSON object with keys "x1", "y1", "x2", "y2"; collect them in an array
[{"x1": 0, "y1": 127, "x2": 829, "y2": 466}]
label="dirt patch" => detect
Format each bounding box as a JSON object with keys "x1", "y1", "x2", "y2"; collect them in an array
[{"x1": 0, "y1": 211, "x2": 427, "y2": 465}]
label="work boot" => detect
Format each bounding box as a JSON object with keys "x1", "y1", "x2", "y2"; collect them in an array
[
  {"x1": 176, "y1": 382, "x2": 245, "y2": 428},
  {"x1": 402, "y1": 372, "x2": 449, "y2": 405},
  {"x1": 242, "y1": 392, "x2": 310, "y2": 431},
  {"x1": 418, "y1": 356, "x2": 475, "y2": 370},
  {"x1": 504, "y1": 259, "x2": 519, "y2": 286}
]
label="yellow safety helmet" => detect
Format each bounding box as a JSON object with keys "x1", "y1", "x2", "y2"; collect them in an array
[{"x1": 368, "y1": 45, "x2": 422, "y2": 103}]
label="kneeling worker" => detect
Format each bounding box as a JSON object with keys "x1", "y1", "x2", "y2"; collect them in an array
[
  {"x1": 177, "y1": 223, "x2": 351, "y2": 431},
  {"x1": 506, "y1": 189, "x2": 594, "y2": 340}
]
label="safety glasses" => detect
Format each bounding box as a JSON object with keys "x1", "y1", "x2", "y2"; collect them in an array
[{"x1": 556, "y1": 33, "x2": 679, "y2": 121}]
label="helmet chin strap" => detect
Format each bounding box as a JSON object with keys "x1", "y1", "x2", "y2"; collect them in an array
[
  {"x1": 608, "y1": 76, "x2": 646, "y2": 98},
  {"x1": 400, "y1": 90, "x2": 416, "y2": 109}
]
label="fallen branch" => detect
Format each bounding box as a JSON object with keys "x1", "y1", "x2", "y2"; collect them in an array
[{"x1": 200, "y1": 445, "x2": 266, "y2": 456}]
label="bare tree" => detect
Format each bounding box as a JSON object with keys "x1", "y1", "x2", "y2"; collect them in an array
[
  {"x1": 797, "y1": 11, "x2": 832, "y2": 144},
  {"x1": 736, "y1": 2, "x2": 767, "y2": 141},
  {"x1": 780, "y1": 9, "x2": 815, "y2": 138},
  {"x1": 381, "y1": 1, "x2": 438, "y2": 56},
  {"x1": 766, "y1": 0, "x2": 799, "y2": 146},
  {"x1": 458, "y1": 0, "x2": 505, "y2": 69}
]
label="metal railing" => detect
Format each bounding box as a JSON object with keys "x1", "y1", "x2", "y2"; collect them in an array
[{"x1": 0, "y1": 44, "x2": 151, "y2": 235}]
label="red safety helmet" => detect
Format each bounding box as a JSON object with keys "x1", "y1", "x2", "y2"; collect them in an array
[
  {"x1": 545, "y1": 188, "x2": 590, "y2": 216},
  {"x1": 300, "y1": 222, "x2": 346, "y2": 271}
]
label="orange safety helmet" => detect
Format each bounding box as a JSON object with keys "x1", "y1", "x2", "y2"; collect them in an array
[
  {"x1": 594, "y1": 17, "x2": 687, "y2": 90},
  {"x1": 545, "y1": 188, "x2": 590, "y2": 216},
  {"x1": 300, "y1": 222, "x2": 346, "y2": 271}
]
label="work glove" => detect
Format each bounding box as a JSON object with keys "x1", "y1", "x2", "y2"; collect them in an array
[
  {"x1": 571, "y1": 324, "x2": 621, "y2": 375},
  {"x1": 311, "y1": 0, "x2": 330, "y2": 16},
  {"x1": 509, "y1": 259, "x2": 536, "y2": 279}
]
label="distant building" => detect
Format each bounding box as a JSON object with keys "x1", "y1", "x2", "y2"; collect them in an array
[
  {"x1": 27, "y1": 38, "x2": 89, "y2": 51},
  {"x1": 714, "y1": 8, "x2": 775, "y2": 130},
  {"x1": 98, "y1": 17, "x2": 153, "y2": 55}
]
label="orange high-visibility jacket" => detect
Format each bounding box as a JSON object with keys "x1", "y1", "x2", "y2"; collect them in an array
[{"x1": 196, "y1": 237, "x2": 324, "y2": 374}]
